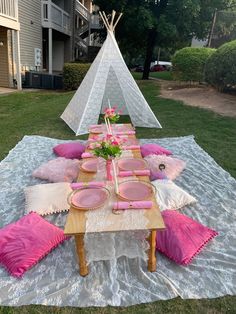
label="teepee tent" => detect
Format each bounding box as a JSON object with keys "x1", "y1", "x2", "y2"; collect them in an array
[{"x1": 61, "y1": 11, "x2": 162, "y2": 135}]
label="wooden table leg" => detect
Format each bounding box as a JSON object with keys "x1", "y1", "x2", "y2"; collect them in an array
[
  {"x1": 147, "y1": 230, "x2": 157, "y2": 272},
  {"x1": 75, "y1": 234, "x2": 89, "y2": 276}
]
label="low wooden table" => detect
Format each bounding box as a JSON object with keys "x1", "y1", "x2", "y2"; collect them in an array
[{"x1": 64, "y1": 124, "x2": 165, "y2": 276}]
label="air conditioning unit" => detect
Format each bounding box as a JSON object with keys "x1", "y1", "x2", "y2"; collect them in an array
[
  {"x1": 41, "y1": 74, "x2": 54, "y2": 89},
  {"x1": 24, "y1": 72, "x2": 41, "y2": 88},
  {"x1": 54, "y1": 75, "x2": 63, "y2": 89},
  {"x1": 31, "y1": 72, "x2": 42, "y2": 88}
]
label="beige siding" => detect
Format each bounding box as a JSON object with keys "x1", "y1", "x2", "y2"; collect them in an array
[
  {"x1": 18, "y1": 0, "x2": 42, "y2": 71},
  {"x1": 0, "y1": 26, "x2": 9, "y2": 87}
]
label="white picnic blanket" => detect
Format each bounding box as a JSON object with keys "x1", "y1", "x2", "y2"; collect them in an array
[{"x1": 0, "y1": 135, "x2": 235, "y2": 306}]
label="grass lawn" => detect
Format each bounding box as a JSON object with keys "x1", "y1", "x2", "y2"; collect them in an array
[
  {"x1": 149, "y1": 71, "x2": 173, "y2": 80},
  {"x1": 0, "y1": 77, "x2": 235, "y2": 313}
]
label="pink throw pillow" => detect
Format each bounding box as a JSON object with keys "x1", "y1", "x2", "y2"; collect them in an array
[
  {"x1": 156, "y1": 210, "x2": 218, "y2": 265},
  {"x1": 141, "y1": 144, "x2": 172, "y2": 158},
  {"x1": 32, "y1": 157, "x2": 80, "y2": 183},
  {"x1": 0, "y1": 213, "x2": 68, "y2": 277},
  {"x1": 53, "y1": 142, "x2": 85, "y2": 159},
  {"x1": 145, "y1": 155, "x2": 186, "y2": 181}
]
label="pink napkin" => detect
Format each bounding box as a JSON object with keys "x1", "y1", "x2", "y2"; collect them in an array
[
  {"x1": 113, "y1": 201, "x2": 153, "y2": 210},
  {"x1": 115, "y1": 131, "x2": 136, "y2": 135},
  {"x1": 71, "y1": 182, "x2": 105, "y2": 189},
  {"x1": 118, "y1": 170, "x2": 150, "y2": 177},
  {"x1": 122, "y1": 145, "x2": 140, "y2": 150},
  {"x1": 81, "y1": 152, "x2": 94, "y2": 158}
]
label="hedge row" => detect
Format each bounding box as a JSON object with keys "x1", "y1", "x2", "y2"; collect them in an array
[
  {"x1": 172, "y1": 41, "x2": 236, "y2": 91},
  {"x1": 171, "y1": 47, "x2": 216, "y2": 82},
  {"x1": 63, "y1": 63, "x2": 91, "y2": 90},
  {"x1": 205, "y1": 40, "x2": 236, "y2": 91}
]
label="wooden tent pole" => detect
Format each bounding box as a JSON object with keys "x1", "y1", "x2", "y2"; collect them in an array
[
  {"x1": 99, "y1": 11, "x2": 109, "y2": 30},
  {"x1": 102, "y1": 11, "x2": 111, "y2": 31},
  {"x1": 113, "y1": 12, "x2": 123, "y2": 30},
  {"x1": 111, "y1": 10, "x2": 116, "y2": 31}
]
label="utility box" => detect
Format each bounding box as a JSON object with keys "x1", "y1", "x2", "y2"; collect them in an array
[
  {"x1": 54, "y1": 75, "x2": 63, "y2": 89},
  {"x1": 41, "y1": 74, "x2": 54, "y2": 89},
  {"x1": 23, "y1": 72, "x2": 63, "y2": 89},
  {"x1": 25, "y1": 72, "x2": 41, "y2": 88}
]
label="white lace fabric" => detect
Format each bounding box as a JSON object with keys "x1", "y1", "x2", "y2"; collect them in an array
[
  {"x1": 0, "y1": 135, "x2": 235, "y2": 307},
  {"x1": 61, "y1": 31, "x2": 161, "y2": 135}
]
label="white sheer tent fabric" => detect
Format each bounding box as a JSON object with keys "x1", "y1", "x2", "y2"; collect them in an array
[{"x1": 61, "y1": 11, "x2": 162, "y2": 135}]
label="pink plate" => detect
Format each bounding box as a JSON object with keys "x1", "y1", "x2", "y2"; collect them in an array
[
  {"x1": 71, "y1": 187, "x2": 109, "y2": 209},
  {"x1": 118, "y1": 181, "x2": 154, "y2": 201},
  {"x1": 81, "y1": 159, "x2": 98, "y2": 172},
  {"x1": 117, "y1": 158, "x2": 147, "y2": 171},
  {"x1": 89, "y1": 125, "x2": 104, "y2": 134},
  {"x1": 123, "y1": 138, "x2": 138, "y2": 145}
]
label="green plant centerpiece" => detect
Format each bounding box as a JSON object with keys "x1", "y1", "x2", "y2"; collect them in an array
[
  {"x1": 89, "y1": 134, "x2": 123, "y2": 160},
  {"x1": 103, "y1": 107, "x2": 120, "y2": 123},
  {"x1": 88, "y1": 134, "x2": 125, "y2": 181}
]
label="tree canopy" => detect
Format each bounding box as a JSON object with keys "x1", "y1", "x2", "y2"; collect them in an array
[{"x1": 93, "y1": 0, "x2": 236, "y2": 78}]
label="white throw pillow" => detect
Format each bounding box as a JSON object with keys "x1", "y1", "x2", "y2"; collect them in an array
[
  {"x1": 25, "y1": 182, "x2": 72, "y2": 216},
  {"x1": 152, "y1": 179, "x2": 197, "y2": 211}
]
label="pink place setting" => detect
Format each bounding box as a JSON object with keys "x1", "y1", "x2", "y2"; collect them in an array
[
  {"x1": 117, "y1": 158, "x2": 147, "y2": 171},
  {"x1": 117, "y1": 180, "x2": 155, "y2": 201},
  {"x1": 80, "y1": 158, "x2": 99, "y2": 173},
  {"x1": 67, "y1": 186, "x2": 110, "y2": 211},
  {"x1": 89, "y1": 125, "x2": 105, "y2": 134}
]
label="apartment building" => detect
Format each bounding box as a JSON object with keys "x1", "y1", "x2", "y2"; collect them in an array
[
  {"x1": 0, "y1": 0, "x2": 21, "y2": 89},
  {"x1": 0, "y1": 0, "x2": 100, "y2": 89}
]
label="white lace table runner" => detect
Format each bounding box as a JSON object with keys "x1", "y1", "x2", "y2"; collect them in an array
[
  {"x1": 1, "y1": 135, "x2": 236, "y2": 307},
  {"x1": 84, "y1": 150, "x2": 150, "y2": 263}
]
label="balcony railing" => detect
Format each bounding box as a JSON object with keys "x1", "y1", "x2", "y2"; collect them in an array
[
  {"x1": 90, "y1": 14, "x2": 101, "y2": 29},
  {"x1": 75, "y1": 0, "x2": 90, "y2": 21},
  {"x1": 42, "y1": 0, "x2": 71, "y2": 36},
  {"x1": 0, "y1": 0, "x2": 18, "y2": 21}
]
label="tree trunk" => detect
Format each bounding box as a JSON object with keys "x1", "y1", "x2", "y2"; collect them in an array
[{"x1": 142, "y1": 29, "x2": 157, "y2": 80}]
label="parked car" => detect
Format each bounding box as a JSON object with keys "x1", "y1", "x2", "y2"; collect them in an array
[
  {"x1": 150, "y1": 61, "x2": 172, "y2": 71},
  {"x1": 150, "y1": 64, "x2": 165, "y2": 72}
]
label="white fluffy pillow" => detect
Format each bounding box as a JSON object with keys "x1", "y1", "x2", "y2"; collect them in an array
[
  {"x1": 25, "y1": 182, "x2": 72, "y2": 216},
  {"x1": 152, "y1": 179, "x2": 197, "y2": 211}
]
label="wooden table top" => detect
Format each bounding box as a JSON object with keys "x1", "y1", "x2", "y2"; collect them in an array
[{"x1": 64, "y1": 124, "x2": 165, "y2": 236}]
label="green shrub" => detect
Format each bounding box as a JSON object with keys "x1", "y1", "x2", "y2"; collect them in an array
[
  {"x1": 172, "y1": 47, "x2": 216, "y2": 82},
  {"x1": 205, "y1": 40, "x2": 236, "y2": 91},
  {"x1": 63, "y1": 63, "x2": 91, "y2": 90}
]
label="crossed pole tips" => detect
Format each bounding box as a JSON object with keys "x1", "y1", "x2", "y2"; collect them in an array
[{"x1": 99, "y1": 10, "x2": 123, "y2": 32}]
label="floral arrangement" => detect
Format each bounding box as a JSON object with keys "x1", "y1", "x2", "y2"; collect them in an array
[
  {"x1": 103, "y1": 106, "x2": 120, "y2": 123},
  {"x1": 88, "y1": 134, "x2": 126, "y2": 160}
]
